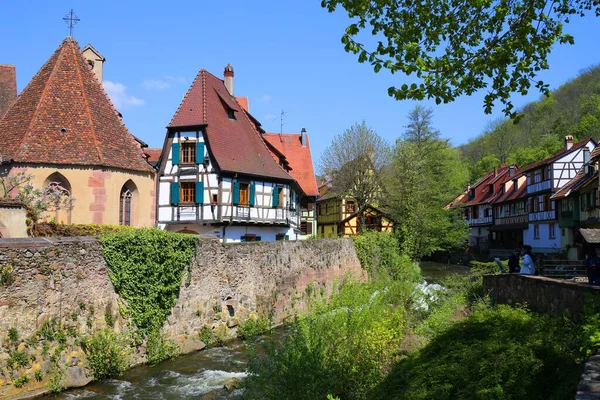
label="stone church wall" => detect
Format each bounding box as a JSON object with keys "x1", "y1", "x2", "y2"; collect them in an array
[{"x1": 0, "y1": 236, "x2": 362, "y2": 398}]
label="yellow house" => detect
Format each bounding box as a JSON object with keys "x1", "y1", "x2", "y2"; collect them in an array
[
  {"x1": 316, "y1": 186, "x2": 393, "y2": 238},
  {"x1": 0, "y1": 38, "x2": 156, "y2": 227}
]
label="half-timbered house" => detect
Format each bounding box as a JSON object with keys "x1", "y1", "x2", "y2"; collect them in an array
[
  {"x1": 521, "y1": 136, "x2": 596, "y2": 253},
  {"x1": 448, "y1": 165, "x2": 514, "y2": 252},
  {"x1": 489, "y1": 168, "x2": 527, "y2": 251},
  {"x1": 263, "y1": 130, "x2": 319, "y2": 238},
  {"x1": 315, "y1": 182, "x2": 393, "y2": 237},
  {"x1": 156, "y1": 65, "x2": 304, "y2": 241}
]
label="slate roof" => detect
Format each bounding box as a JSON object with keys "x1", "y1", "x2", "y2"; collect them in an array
[
  {"x1": 263, "y1": 133, "x2": 319, "y2": 197},
  {"x1": 519, "y1": 138, "x2": 594, "y2": 173},
  {"x1": 168, "y1": 69, "x2": 292, "y2": 180},
  {"x1": 0, "y1": 65, "x2": 17, "y2": 119},
  {"x1": 0, "y1": 38, "x2": 153, "y2": 173}
]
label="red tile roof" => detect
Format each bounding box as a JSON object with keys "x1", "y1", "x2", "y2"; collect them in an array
[
  {"x1": 236, "y1": 96, "x2": 249, "y2": 112},
  {"x1": 263, "y1": 133, "x2": 319, "y2": 197},
  {"x1": 144, "y1": 148, "x2": 162, "y2": 165},
  {"x1": 0, "y1": 38, "x2": 153, "y2": 173},
  {"x1": 167, "y1": 69, "x2": 291, "y2": 180},
  {"x1": 551, "y1": 168, "x2": 598, "y2": 199},
  {"x1": 491, "y1": 173, "x2": 527, "y2": 204},
  {"x1": 450, "y1": 165, "x2": 516, "y2": 208},
  {"x1": 0, "y1": 65, "x2": 17, "y2": 119},
  {"x1": 519, "y1": 138, "x2": 595, "y2": 174}
]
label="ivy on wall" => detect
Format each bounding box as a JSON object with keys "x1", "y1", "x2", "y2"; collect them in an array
[{"x1": 100, "y1": 228, "x2": 197, "y2": 363}]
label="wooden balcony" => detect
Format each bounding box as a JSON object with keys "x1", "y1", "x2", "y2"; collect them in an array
[
  {"x1": 527, "y1": 179, "x2": 551, "y2": 194},
  {"x1": 467, "y1": 216, "x2": 493, "y2": 226},
  {"x1": 495, "y1": 215, "x2": 528, "y2": 225},
  {"x1": 529, "y1": 210, "x2": 556, "y2": 222},
  {"x1": 164, "y1": 204, "x2": 299, "y2": 227}
]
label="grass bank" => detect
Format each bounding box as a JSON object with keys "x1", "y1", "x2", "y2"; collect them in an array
[{"x1": 242, "y1": 235, "x2": 599, "y2": 400}]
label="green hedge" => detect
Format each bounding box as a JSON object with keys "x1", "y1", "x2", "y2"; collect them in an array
[{"x1": 34, "y1": 222, "x2": 135, "y2": 237}]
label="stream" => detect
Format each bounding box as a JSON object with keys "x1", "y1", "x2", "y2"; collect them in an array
[{"x1": 49, "y1": 262, "x2": 467, "y2": 399}]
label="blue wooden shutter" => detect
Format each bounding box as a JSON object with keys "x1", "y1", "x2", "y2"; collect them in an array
[
  {"x1": 272, "y1": 186, "x2": 279, "y2": 207},
  {"x1": 170, "y1": 182, "x2": 180, "y2": 204},
  {"x1": 195, "y1": 182, "x2": 204, "y2": 204},
  {"x1": 195, "y1": 142, "x2": 205, "y2": 164},
  {"x1": 233, "y1": 181, "x2": 240, "y2": 205},
  {"x1": 249, "y1": 183, "x2": 256, "y2": 206},
  {"x1": 172, "y1": 143, "x2": 180, "y2": 165}
]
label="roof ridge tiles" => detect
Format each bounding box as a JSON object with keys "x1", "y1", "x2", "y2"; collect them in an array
[{"x1": 70, "y1": 41, "x2": 103, "y2": 163}]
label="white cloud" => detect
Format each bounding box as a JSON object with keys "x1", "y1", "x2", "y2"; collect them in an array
[
  {"x1": 103, "y1": 81, "x2": 145, "y2": 108},
  {"x1": 260, "y1": 94, "x2": 272, "y2": 102},
  {"x1": 140, "y1": 76, "x2": 187, "y2": 90},
  {"x1": 141, "y1": 79, "x2": 171, "y2": 90}
]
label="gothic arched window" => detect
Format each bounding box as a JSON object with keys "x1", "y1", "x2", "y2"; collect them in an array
[{"x1": 119, "y1": 188, "x2": 133, "y2": 226}]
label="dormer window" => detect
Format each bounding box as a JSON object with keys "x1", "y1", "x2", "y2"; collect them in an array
[
  {"x1": 513, "y1": 179, "x2": 518, "y2": 192},
  {"x1": 227, "y1": 108, "x2": 236, "y2": 120},
  {"x1": 488, "y1": 184, "x2": 494, "y2": 194},
  {"x1": 469, "y1": 188, "x2": 475, "y2": 200}
]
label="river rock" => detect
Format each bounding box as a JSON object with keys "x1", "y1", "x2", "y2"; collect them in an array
[
  {"x1": 180, "y1": 338, "x2": 206, "y2": 354},
  {"x1": 64, "y1": 366, "x2": 92, "y2": 388},
  {"x1": 223, "y1": 377, "x2": 242, "y2": 391}
]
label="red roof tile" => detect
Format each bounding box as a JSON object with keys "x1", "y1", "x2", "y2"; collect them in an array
[
  {"x1": 236, "y1": 96, "x2": 249, "y2": 112},
  {"x1": 0, "y1": 38, "x2": 153, "y2": 173},
  {"x1": 491, "y1": 173, "x2": 527, "y2": 204},
  {"x1": 144, "y1": 148, "x2": 162, "y2": 164},
  {"x1": 451, "y1": 166, "x2": 516, "y2": 208},
  {"x1": 168, "y1": 69, "x2": 291, "y2": 180},
  {"x1": 0, "y1": 65, "x2": 17, "y2": 119},
  {"x1": 263, "y1": 133, "x2": 319, "y2": 197}
]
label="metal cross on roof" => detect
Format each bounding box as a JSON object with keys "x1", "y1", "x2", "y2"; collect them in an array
[{"x1": 63, "y1": 9, "x2": 80, "y2": 37}]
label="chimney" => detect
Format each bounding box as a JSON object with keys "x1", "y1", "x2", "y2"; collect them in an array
[
  {"x1": 494, "y1": 166, "x2": 498, "y2": 176},
  {"x1": 584, "y1": 147, "x2": 591, "y2": 174},
  {"x1": 301, "y1": 128, "x2": 307, "y2": 147},
  {"x1": 565, "y1": 135, "x2": 574, "y2": 150},
  {"x1": 0, "y1": 65, "x2": 17, "y2": 119},
  {"x1": 224, "y1": 63, "x2": 234, "y2": 95},
  {"x1": 509, "y1": 165, "x2": 515, "y2": 177}
]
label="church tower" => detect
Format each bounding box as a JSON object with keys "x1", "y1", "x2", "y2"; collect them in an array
[{"x1": 81, "y1": 44, "x2": 105, "y2": 81}]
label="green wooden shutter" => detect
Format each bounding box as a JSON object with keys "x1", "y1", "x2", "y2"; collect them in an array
[
  {"x1": 170, "y1": 182, "x2": 180, "y2": 204},
  {"x1": 272, "y1": 186, "x2": 279, "y2": 207},
  {"x1": 233, "y1": 182, "x2": 240, "y2": 205},
  {"x1": 249, "y1": 183, "x2": 256, "y2": 206},
  {"x1": 172, "y1": 143, "x2": 180, "y2": 165},
  {"x1": 195, "y1": 182, "x2": 204, "y2": 204},
  {"x1": 195, "y1": 142, "x2": 205, "y2": 164}
]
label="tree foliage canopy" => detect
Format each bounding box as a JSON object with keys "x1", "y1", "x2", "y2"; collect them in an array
[
  {"x1": 460, "y1": 64, "x2": 600, "y2": 181},
  {"x1": 389, "y1": 106, "x2": 469, "y2": 259},
  {"x1": 320, "y1": 121, "x2": 391, "y2": 230},
  {"x1": 321, "y1": 0, "x2": 599, "y2": 117}
]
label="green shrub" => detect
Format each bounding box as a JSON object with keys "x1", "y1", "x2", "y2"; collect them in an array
[
  {"x1": 7, "y1": 350, "x2": 29, "y2": 368},
  {"x1": 37, "y1": 319, "x2": 58, "y2": 341},
  {"x1": 353, "y1": 231, "x2": 421, "y2": 281},
  {"x1": 238, "y1": 316, "x2": 269, "y2": 340},
  {"x1": 81, "y1": 328, "x2": 130, "y2": 380},
  {"x1": 7, "y1": 327, "x2": 18, "y2": 343},
  {"x1": 34, "y1": 222, "x2": 135, "y2": 237},
  {"x1": 244, "y1": 278, "x2": 411, "y2": 400},
  {"x1": 199, "y1": 325, "x2": 214, "y2": 346},
  {"x1": 34, "y1": 370, "x2": 43, "y2": 382},
  {"x1": 146, "y1": 330, "x2": 179, "y2": 366},
  {"x1": 13, "y1": 375, "x2": 29, "y2": 388},
  {"x1": 375, "y1": 304, "x2": 582, "y2": 400}
]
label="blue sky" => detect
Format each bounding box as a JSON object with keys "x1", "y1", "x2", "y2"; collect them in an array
[{"x1": 2, "y1": 1, "x2": 599, "y2": 168}]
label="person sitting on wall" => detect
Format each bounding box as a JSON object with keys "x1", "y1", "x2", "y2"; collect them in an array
[
  {"x1": 508, "y1": 248, "x2": 521, "y2": 273},
  {"x1": 584, "y1": 250, "x2": 600, "y2": 286},
  {"x1": 520, "y1": 245, "x2": 536, "y2": 275}
]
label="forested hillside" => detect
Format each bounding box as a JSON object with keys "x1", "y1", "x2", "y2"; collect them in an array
[{"x1": 461, "y1": 64, "x2": 600, "y2": 181}]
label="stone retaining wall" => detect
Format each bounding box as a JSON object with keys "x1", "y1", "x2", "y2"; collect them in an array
[
  {"x1": 482, "y1": 273, "x2": 600, "y2": 318},
  {"x1": 0, "y1": 237, "x2": 362, "y2": 399}
]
